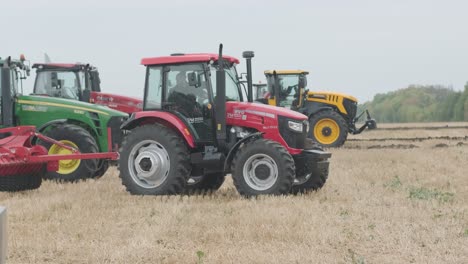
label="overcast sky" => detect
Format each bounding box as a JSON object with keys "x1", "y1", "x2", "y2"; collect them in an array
[{"x1": 3, "y1": 0, "x2": 468, "y2": 102}]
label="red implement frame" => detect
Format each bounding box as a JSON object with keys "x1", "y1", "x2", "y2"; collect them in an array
[{"x1": 0, "y1": 126, "x2": 118, "y2": 174}]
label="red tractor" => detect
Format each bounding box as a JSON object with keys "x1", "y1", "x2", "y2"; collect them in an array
[
  {"x1": 32, "y1": 62, "x2": 142, "y2": 113},
  {"x1": 118, "y1": 45, "x2": 331, "y2": 196},
  {"x1": 0, "y1": 63, "x2": 118, "y2": 191}
]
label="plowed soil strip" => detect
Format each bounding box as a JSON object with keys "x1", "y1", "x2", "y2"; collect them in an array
[
  {"x1": 375, "y1": 125, "x2": 468, "y2": 130},
  {"x1": 348, "y1": 136, "x2": 468, "y2": 142}
]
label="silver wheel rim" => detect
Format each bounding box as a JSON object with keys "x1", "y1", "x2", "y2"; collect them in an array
[
  {"x1": 128, "y1": 140, "x2": 170, "y2": 189},
  {"x1": 242, "y1": 153, "x2": 278, "y2": 191}
]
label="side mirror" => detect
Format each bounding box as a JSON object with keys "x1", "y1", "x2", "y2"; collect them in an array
[
  {"x1": 188, "y1": 72, "x2": 201, "y2": 87},
  {"x1": 299, "y1": 75, "x2": 307, "y2": 88}
]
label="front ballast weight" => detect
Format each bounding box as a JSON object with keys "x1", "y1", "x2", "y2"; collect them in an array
[
  {"x1": 349, "y1": 109, "x2": 377, "y2": 135},
  {"x1": 0, "y1": 126, "x2": 119, "y2": 192}
]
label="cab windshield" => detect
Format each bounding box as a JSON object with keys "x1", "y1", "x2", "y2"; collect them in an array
[
  {"x1": 267, "y1": 74, "x2": 299, "y2": 108},
  {"x1": 35, "y1": 70, "x2": 85, "y2": 100},
  {"x1": 209, "y1": 64, "x2": 242, "y2": 102}
]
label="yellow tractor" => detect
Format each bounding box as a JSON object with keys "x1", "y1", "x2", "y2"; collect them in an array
[{"x1": 254, "y1": 70, "x2": 376, "y2": 147}]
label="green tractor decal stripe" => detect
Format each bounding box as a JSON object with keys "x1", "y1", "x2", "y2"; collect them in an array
[{"x1": 16, "y1": 100, "x2": 110, "y2": 116}]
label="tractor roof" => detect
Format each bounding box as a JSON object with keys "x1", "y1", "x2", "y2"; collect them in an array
[
  {"x1": 264, "y1": 70, "x2": 309, "y2": 75},
  {"x1": 141, "y1": 53, "x2": 240, "y2": 66},
  {"x1": 32, "y1": 63, "x2": 92, "y2": 71}
]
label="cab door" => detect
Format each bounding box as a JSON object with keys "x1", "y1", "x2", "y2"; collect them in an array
[{"x1": 144, "y1": 63, "x2": 215, "y2": 144}]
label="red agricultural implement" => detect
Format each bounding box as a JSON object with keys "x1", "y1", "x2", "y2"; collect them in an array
[{"x1": 0, "y1": 126, "x2": 118, "y2": 191}]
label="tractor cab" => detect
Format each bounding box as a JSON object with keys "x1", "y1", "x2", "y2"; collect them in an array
[
  {"x1": 261, "y1": 70, "x2": 308, "y2": 110},
  {"x1": 141, "y1": 53, "x2": 242, "y2": 144},
  {"x1": 32, "y1": 63, "x2": 100, "y2": 101},
  {"x1": 32, "y1": 63, "x2": 142, "y2": 113},
  {"x1": 252, "y1": 82, "x2": 267, "y2": 102}
]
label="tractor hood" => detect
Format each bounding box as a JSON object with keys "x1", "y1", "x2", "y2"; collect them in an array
[
  {"x1": 17, "y1": 95, "x2": 128, "y2": 117},
  {"x1": 309, "y1": 91, "x2": 358, "y2": 102},
  {"x1": 227, "y1": 101, "x2": 307, "y2": 121}
]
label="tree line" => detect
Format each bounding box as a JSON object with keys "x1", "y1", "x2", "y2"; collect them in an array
[{"x1": 358, "y1": 83, "x2": 468, "y2": 123}]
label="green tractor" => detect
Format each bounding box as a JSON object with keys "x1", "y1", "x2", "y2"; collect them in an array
[{"x1": 0, "y1": 55, "x2": 127, "y2": 181}]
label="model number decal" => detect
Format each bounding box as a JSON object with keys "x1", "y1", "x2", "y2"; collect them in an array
[
  {"x1": 187, "y1": 117, "x2": 204, "y2": 124},
  {"x1": 233, "y1": 108, "x2": 275, "y2": 119},
  {"x1": 22, "y1": 105, "x2": 47, "y2": 112}
]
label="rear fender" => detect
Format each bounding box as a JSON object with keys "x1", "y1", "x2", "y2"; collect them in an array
[
  {"x1": 303, "y1": 105, "x2": 334, "y2": 119},
  {"x1": 37, "y1": 119, "x2": 67, "y2": 133},
  {"x1": 121, "y1": 111, "x2": 195, "y2": 148},
  {"x1": 223, "y1": 132, "x2": 263, "y2": 173},
  {"x1": 34, "y1": 119, "x2": 104, "y2": 150}
]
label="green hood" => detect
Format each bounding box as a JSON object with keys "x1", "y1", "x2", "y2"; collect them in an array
[{"x1": 17, "y1": 95, "x2": 128, "y2": 117}]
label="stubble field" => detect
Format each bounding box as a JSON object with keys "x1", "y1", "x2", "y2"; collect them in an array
[{"x1": 1, "y1": 123, "x2": 467, "y2": 263}]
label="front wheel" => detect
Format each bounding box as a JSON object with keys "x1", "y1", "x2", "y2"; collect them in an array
[
  {"x1": 231, "y1": 139, "x2": 295, "y2": 197},
  {"x1": 291, "y1": 139, "x2": 330, "y2": 194},
  {"x1": 119, "y1": 124, "x2": 191, "y2": 195},
  {"x1": 309, "y1": 110, "x2": 348, "y2": 147}
]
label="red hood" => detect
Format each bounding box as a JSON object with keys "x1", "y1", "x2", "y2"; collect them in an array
[{"x1": 226, "y1": 101, "x2": 307, "y2": 120}]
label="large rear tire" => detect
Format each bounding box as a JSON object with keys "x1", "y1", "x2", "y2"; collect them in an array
[
  {"x1": 185, "y1": 172, "x2": 225, "y2": 194},
  {"x1": 0, "y1": 170, "x2": 43, "y2": 192},
  {"x1": 40, "y1": 124, "x2": 99, "y2": 182},
  {"x1": 309, "y1": 110, "x2": 348, "y2": 147},
  {"x1": 232, "y1": 139, "x2": 295, "y2": 197},
  {"x1": 119, "y1": 124, "x2": 191, "y2": 195}
]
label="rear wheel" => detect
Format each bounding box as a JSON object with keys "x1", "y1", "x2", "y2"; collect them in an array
[
  {"x1": 40, "y1": 124, "x2": 99, "y2": 182},
  {"x1": 185, "y1": 172, "x2": 225, "y2": 194},
  {"x1": 309, "y1": 110, "x2": 348, "y2": 147},
  {"x1": 232, "y1": 139, "x2": 295, "y2": 197},
  {"x1": 119, "y1": 124, "x2": 190, "y2": 195}
]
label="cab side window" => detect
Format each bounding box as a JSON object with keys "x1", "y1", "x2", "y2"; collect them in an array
[{"x1": 145, "y1": 66, "x2": 163, "y2": 110}]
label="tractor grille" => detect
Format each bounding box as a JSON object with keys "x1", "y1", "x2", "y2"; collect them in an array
[
  {"x1": 277, "y1": 115, "x2": 307, "y2": 149},
  {"x1": 343, "y1": 98, "x2": 358, "y2": 120},
  {"x1": 88, "y1": 112, "x2": 102, "y2": 136}
]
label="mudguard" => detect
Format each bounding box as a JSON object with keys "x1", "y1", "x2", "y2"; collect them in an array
[
  {"x1": 300, "y1": 104, "x2": 334, "y2": 119},
  {"x1": 223, "y1": 132, "x2": 263, "y2": 172},
  {"x1": 121, "y1": 111, "x2": 196, "y2": 148},
  {"x1": 37, "y1": 119, "x2": 67, "y2": 133}
]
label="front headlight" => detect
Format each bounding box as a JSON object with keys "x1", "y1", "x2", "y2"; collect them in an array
[{"x1": 288, "y1": 120, "x2": 303, "y2": 132}]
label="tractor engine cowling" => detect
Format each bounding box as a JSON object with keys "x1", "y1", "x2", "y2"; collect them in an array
[{"x1": 225, "y1": 101, "x2": 309, "y2": 154}]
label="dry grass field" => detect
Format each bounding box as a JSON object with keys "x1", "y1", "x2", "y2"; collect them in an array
[{"x1": 1, "y1": 123, "x2": 467, "y2": 263}]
